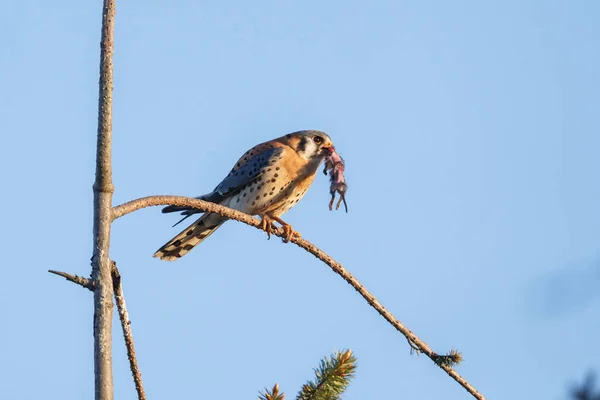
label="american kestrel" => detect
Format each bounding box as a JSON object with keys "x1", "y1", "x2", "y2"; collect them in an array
[{"x1": 154, "y1": 130, "x2": 335, "y2": 261}]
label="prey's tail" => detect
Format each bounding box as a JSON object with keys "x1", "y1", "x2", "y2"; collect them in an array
[{"x1": 153, "y1": 212, "x2": 228, "y2": 261}]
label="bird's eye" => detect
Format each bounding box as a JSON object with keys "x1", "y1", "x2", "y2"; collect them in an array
[{"x1": 313, "y1": 136, "x2": 324, "y2": 145}]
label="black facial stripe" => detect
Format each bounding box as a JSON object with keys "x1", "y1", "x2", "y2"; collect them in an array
[{"x1": 297, "y1": 136, "x2": 307, "y2": 153}]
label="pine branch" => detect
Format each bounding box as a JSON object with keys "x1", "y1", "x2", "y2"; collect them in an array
[
  {"x1": 259, "y1": 383, "x2": 285, "y2": 400},
  {"x1": 296, "y1": 349, "x2": 356, "y2": 400},
  {"x1": 571, "y1": 373, "x2": 600, "y2": 400},
  {"x1": 432, "y1": 348, "x2": 463, "y2": 368}
]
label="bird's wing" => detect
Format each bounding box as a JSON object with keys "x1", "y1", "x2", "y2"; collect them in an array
[
  {"x1": 161, "y1": 144, "x2": 285, "y2": 224},
  {"x1": 214, "y1": 145, "x2": 285, "y2": 198}
]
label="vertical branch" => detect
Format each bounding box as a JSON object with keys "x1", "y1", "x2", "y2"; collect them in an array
[
  {"x1": 111, "y1": 263, "x2": 146, "y2": 400},
  {"x1": 92, "y1": 1, "x2": 116, "y2": 400}
]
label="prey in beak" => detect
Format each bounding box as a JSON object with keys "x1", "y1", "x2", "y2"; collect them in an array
[
  {"x1": 321, "y1": 142, "x2": 335, "y2": 156},
  {"x1": 322, "y1": 146, "x2": 348, "y2": 212}
]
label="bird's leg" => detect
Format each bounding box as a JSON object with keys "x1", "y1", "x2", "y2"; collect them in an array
[
  {"x1": 271, "y1": 215, "x2": 300, "y2": 243},
  {"x1": 258, "y1": 214, "x2": 276, "y2": 239}
]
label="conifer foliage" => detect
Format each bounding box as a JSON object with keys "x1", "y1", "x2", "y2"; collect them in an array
[{"x1": 259, "y1": 349, "x2": 357, "y2": 400}]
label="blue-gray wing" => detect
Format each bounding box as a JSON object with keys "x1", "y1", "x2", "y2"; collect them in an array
[
  {"x1": 160, "y1": 146, "x2": 284, "y2": 226},
  {"x1": 213, "y1": 146, "x2": 284, "y2": 197}
]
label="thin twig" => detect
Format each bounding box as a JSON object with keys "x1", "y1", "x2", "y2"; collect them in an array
[
  {"x1": 112, "y1": 195, "x2": 486, "y2": 400},
  {"x1": 406, "y1": 337, "x2": 421, "y2": 354},
  {"x1": 48, "y1": 270, "x2": 95, "y2": 291},
  {"x1": 111, "y1": 262, "x2": 146, "y2": 400}
]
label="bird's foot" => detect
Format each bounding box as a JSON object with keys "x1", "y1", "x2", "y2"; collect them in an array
[
  {"x1": 259, "y1": 215, "x2": 277, "y2": 240},
  {"x1": 271, "y1": 216, "x2": 300, "y2": 243}
]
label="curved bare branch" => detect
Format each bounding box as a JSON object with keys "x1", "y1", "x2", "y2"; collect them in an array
[{"x1": 112, "y1": 195, "x2": 486, "y2": 400}]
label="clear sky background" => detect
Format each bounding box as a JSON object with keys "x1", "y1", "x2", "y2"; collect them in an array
[{"x1": 1, "y1": 1, "x2": 599, "y2": 399}]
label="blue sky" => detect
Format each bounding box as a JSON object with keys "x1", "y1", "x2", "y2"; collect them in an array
[{"x1": 1, "y1": 1, "x2": 599, "y2": 399}]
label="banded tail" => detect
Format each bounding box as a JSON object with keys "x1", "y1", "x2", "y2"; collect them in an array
[{"x1": 154, "y1": 212, "x2": 228, "y2": 261}]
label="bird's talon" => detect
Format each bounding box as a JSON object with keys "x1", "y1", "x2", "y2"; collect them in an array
[
  {"x1": 281, "y1": 226, "x2": 300, "y2": 243},
  {"x1": 260, "y1": 216, "x2": 275, "y2": 239}
]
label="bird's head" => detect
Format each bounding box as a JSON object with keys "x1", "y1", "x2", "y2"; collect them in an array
[{"x1": 282, "y1": 130, "x2": 334, "y2": 161}]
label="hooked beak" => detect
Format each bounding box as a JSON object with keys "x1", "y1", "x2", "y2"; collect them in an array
[{"x1": 322, "y1": 143, "x2": 335, "y2": 154}]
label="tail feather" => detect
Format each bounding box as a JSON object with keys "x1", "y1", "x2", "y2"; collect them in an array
[
  {"x1": 170, "y1": 210, "x2": 197, "y2": 227},
  {"x1": 154, "y1": 212, "x2": 228, "y2": 261},
  {"x1": 162, "y1": 204, "x2": 187, "y2": 213},
  {"x1": 161, "y1": 192, "x2": 223, "y2": 215},
  {"x1": 161, "y1": 205, "x2": 201, "y2": 227}
]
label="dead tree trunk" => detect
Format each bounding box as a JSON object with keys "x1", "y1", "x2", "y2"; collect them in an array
[{"x1": 91, "y1": 1, "x2": 116, "y2": 399}]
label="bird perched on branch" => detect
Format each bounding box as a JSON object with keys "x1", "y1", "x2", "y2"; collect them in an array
[{"x1": 154, "y1": 130, "x2": 335, "y2": 261}]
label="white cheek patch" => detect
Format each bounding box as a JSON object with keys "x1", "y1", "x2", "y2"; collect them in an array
[{"x1": 300, "y1": 141, "x2": 319, "y2": 160}]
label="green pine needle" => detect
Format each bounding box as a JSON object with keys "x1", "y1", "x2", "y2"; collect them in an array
[
  {"x1": 259, "y1": 383, "x2": 285, "y2": 400},
  {"x1": 296, "y1": 349, "x2": 357, "y2": 400},
  {"x1": 433, "y1": 348, "x2": 463, "y2": 368}
]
